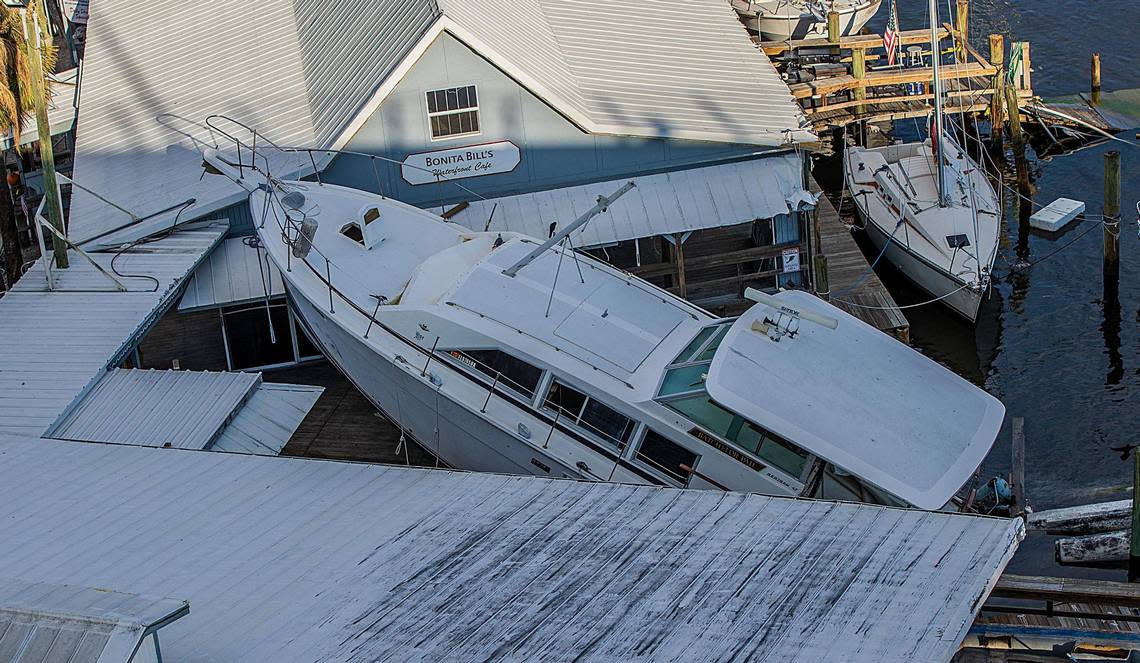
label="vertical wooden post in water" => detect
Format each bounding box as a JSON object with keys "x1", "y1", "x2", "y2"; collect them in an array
[
  {"x1": 827, "y1": 10, "x2": 840, "y2": 44},
  {"x1": 1130, "y1": 450, "x2": 1140, "y2": 582},
  {"x1": 1091, "y1": 52, "x2": 1102, "y2": 105},
  {"x1": 852, "y1": 48, "x2": 866, "y2": 115},
  {"x1": 988, "y1": 34, "x2": 1005, "y2": 143},
  {"x1": 955, "y1": 0, "x2": 970, "y2": 63},
  {"x1": 1103, "y1": 150, "x2": 1121, "y2": 284},
  {"x1": 24, "y1": 9, "x2": 67, "y2": 268}
]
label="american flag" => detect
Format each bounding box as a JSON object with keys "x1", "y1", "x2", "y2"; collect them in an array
[{"x1": 883, "y1": 0, "x2": 901, "y2": 66}]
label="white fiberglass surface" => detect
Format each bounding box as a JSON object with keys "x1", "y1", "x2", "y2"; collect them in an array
[
  {"x1": 705, "y1": 290, "x2": 1005, "y2": 509},
  {"x1": 847, "y1": 138, "x2": 1000, "y2": 284}
]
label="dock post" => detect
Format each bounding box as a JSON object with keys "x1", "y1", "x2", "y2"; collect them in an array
[
  {"x1": 955, "y1": 0, "x2": 970, "y2": 62},
  {"x1": 1020, "y1": 42, "x2": 1032, "y2": 92},
  {"x1": 1130, "y1": 449, "x2": 1140, "y2": 582},
  {"x1": 827, "y1": 10, "x2": 840, "y2": 44},
  {"x1": 1005, "y1": 84, "x2": 1032, "y2": 226},
  {"x1": 988, "y1": 35, "x2": 1004, "y2": 146},
  {"x1": 1091, "y1": 52, "x2": 1102, "y2": 105},
  {"x1": 852, "y1": 48, "x2": 866, "y2": 114},
  {"x1": 1103, "y1": 150, "x2": 1121, "y2": 285},
  {"x1": 1011, "y1": 417, "x2": 1026, "y2": 518},
  {"x1": 672, "y1": 233, "x2": 688, "y2": 299}
]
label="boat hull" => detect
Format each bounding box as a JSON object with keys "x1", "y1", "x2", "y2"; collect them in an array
[
  {"x1": 856, "y1": 204, "x2": 985, "y2": 322},
  {"x1": 745, "y1": 0, "x2": 881, "y2": 41},
  {"x1": 288, "y1": 289, "x2": 582, "y2": 478}
]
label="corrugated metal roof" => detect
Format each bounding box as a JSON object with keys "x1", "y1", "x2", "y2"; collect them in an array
[
  {"x1": 293, "y1": 0, "x2": 438, "y2": 145},
  {"x1": 0, "y1": 226, "x2": 225, "y2": 437},
  {"x1": 440, "y1": 0, "x2": 809, "y2": 144},
  {"x1": 66, "y1": 0, "x2": 319, "y2": 245},
  {"x1": 0, "y1": 69, "x2": 77, "y2": 150},
  {"x1": 51, "y1": 369, "x2": 261, "y2": 449},
  {"x1": 0, "y1": 434, "x2": 1024, "y2": 662},
  {"x1": 439, "y1": 153, "x2": 810, "y2": 247},
  {"x1": 67, "y1": 0, "x2": 809, "y2": 246},
  {"x1": 0, "y1": 578, "x2": 187, "y2": 663},
  {"x1": 178, "y1": 237, "x2": 285, "y2": 311},
  {"x1": 211, "y1": 382, "x2": 324, "y2": 455}
]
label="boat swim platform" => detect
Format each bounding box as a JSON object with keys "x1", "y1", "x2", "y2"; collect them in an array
[{"x1": 811, "y1": 174, "x2": 910, "y2": 341}]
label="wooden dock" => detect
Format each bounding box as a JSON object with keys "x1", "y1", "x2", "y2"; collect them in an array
[
  {"x1": 970, "y1": 574, "x2": 1140, "y2": 655},
  {"x1": 811, "y1": 175, "x2": 909, "y2": 340},
  {"x1": 268, "y1": 362, "x2": 437, "y2": 466}
]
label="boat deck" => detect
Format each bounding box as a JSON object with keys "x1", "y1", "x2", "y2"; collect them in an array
[{"x1": 811, "y1": 175, "x2": 910, "y2": 341}]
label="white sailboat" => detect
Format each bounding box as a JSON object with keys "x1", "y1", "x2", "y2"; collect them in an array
[
  {"x1": 201, "y1": 145, "x2": 1004, "y2": 511},
  {"x1": 843, "y1": 0, "x2": 1000, "y2": 322},
  {"x1": 732, "y1": 0, "x2": 883, "y2": 42}
]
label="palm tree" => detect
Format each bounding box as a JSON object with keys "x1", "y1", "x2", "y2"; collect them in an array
[{"x1": 0, "y1": 2, "x2": 54, "y2": 290}]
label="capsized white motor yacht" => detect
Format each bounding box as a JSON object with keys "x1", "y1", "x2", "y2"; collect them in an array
[
  {"x1": 731, "y1": 0, "x2": 882, "y2": 41},
  {"x1": 202, "y1": 147, "x2": 1004, "y2": 510}
]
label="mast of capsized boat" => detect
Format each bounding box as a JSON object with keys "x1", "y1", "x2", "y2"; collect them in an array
[{"x1": 928, "y1": 0, "x2": 948, "y2": 207}]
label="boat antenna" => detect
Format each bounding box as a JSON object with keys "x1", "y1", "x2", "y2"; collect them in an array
[
  {"x1": 929, "y1": 0, "x2": 948, "y2": 207},
  {"x1": 502, "y1": 181, "x2": 636, "y2": 277}
]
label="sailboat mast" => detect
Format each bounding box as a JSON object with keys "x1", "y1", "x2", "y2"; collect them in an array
[{"x1": 928, "y1": 0, "x2": 947, "y2": 206}]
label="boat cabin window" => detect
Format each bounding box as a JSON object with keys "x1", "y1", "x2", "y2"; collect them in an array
[
  {"x1": 339, "y1": 222, "x2": 364, "y2": 245},
  {"x1": 543, "y1": 380, "x2": 636, "y2": 450},
  {"x1": 635, "y1": 429, "x2": 698, "y2": 486},
  {"x1": 447, "y1": 349, "x2": 542, "y2": 399},
  {"x1": 812, "y1": 463, "x2": 908, "y2": 508},
  {"x1": 662, "y1": 395, "x2": 808, "y2": 478}
]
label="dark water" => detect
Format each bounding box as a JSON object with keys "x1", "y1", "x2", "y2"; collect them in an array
[{"x1": 852, "y1": 1, "x2": 1140, "y2": 577}]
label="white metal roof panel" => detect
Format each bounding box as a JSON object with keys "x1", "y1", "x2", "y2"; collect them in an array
[
  {"x1": 0, "y1": 69, "x2": 77, "y2": 150},
  {"x1": 51, "y1": 369, "x2": 261, "y2": 449},
  {"x1": 210, "y1": 382, "x2": 324, "y2": 455},
  {"x1": 178, "y1": 237, "x2": 285, "y2": 311},
  {"x1": 438, "y1": 153, "x2": 811, "y2": 248},
  {"x1": 66, "y1": 0, "x2": 317, "y2": 245},
  {"x1": 705, "y1": 290, "x2": 1007, "y2": 510},
  {"x1": 0, "y1": 578, "x2": 187, "y2": 663},
  {"x1": 0, "y1": 226, "x2": 225, "y2": 437},
  {"x1": 0, "y1": 434, "x2": 1022, "y2": 662}
]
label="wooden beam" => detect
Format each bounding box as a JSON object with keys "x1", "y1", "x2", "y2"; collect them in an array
[
  {"x1": 988, "y1": 34, "x2": 1005, "y2": 137},
  {"x1": 992, "y1": 574, "x2": 1140, "y2": 608},
  {"x1": 788, "y1": 61, "x2": 996, "y2": 99},
  {"x1": 672, "y1": 233, "x2": 687, "y2": 298},
  {"x1": 802, "y1": 87, "x2": 995, "y2": 115},
  {"x1": 759, "y1": 27, "x2": 949, "y2": 55},
  {"x1": 1011, "y1": 417, "x2": 1026, "y2": 517},
  {"x1": 630, "y1": 243, "x2": 800, "y2": 279}
]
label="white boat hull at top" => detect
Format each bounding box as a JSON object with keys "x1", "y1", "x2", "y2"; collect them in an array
[{"x1": 733, "y1": 0, "x2": 882, "y2": 41}]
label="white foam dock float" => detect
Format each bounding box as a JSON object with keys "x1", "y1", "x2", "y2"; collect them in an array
[{"x1": 1030, "y1": 198, "x2": 1085, "y2": 232}]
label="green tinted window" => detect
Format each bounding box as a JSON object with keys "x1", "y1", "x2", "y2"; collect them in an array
[
  {"x1": 659, "y1": 364, "x2": 709, "y2": 397},
  {"x1": 664, "y1": 395, "x2": 736, "y2": 439},
  {"x1": 695, "y1": 325, "x2": 731, "y2": 362},
  {"x1": 675, "y1": 326, "x2": 716, "y2": 363}
]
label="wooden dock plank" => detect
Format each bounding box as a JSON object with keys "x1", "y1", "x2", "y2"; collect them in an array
[{"x1": 811, "y1": 175, "x2": 908, "y2": 337}]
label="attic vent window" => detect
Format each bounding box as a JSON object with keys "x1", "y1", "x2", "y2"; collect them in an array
[{"x1": 426, "y1": 85, "x2": 480, "y2": 140}]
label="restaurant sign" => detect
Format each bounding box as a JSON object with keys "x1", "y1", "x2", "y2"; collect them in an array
[{"x1": 401, "y1": 141, "x2": 520, "y2": 185}]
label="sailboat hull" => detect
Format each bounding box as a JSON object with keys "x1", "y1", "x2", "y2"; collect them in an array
[
  {"x1": 288, "y1": 288, "x2": 581, "y2": 478},
  {"x1": 856, "y1": 203, "x2": 984, "y2": 322}
]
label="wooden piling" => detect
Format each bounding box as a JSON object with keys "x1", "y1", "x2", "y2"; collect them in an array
[
  {"x1": 988, "y1": 34, "x2": 1005, "y2": 142},
  {"x1": 1131, "y1": 449, "x2": 1140, "y2": 582},
  {"x1": 955, "y1": 0, "x2": 970, "y2": 62},
  {"x1": 1104, "y1": 150, "x2": 1121, "y2": 282},
  {"x1": 1011, "y1": 417, "x2": 1026, "y2": 518},
  {"x1": 1091, "y1": 52, "x2": 1102, "y2": 105},
  {"x1": 1020, "y1": 42, "x2": 1032, "y2": 91},
  {"x1": 1005, "y1": 84, "x2": 1031, "y2": 201},
  {"x1": 827, "y1": 10, "x2": 840, "y2": 44},
  {"x1": 852, "y1": 48, "x2": 866, "y2": 114},
  {"x1": 672, "y1": 233, "x2": 688, "y2": 299}
]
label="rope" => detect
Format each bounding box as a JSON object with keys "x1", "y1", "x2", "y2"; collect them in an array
[
  {"x1": 833, "y1": 281, "x2": 973, "y2": 310},
  {"x1": 1007, "y1": 218, "x2": 1108, "y2": 273}
]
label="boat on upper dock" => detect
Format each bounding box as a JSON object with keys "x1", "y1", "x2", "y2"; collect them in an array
[
  {"x1": 731, "y1": 0, "x2": 882, "y2": 42},
  {"x1": 202, "y1": 143, "x2": 1004, "y2": 510}
]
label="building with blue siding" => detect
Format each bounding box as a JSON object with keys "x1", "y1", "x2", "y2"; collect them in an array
[{"x1": 60, "y1": 0, "x2": 817, "y2": 370}]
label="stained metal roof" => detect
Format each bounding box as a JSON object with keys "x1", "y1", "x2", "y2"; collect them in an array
[
  {"x1": 178, "y1": 237, "x2": 285, "y2": 311},
  {"x1": 0, "y1": 578, "x2": 187, "y2": 663},
  {"x1": 0, "y1": 434, "x2": 1023, "y2": 662},
  {"x1": 49, "y1": 369, "x2": 322, "y2": 455},
  {"x1": 210, "y1": 382, "x2": 324, "y2": 455},
  {"x1": 438, "y1": 152, "x2": 812, "y2": 248},
  {"x1": 67, "y1": 0, "x2": 809, "y2": 246},
  {"x1": 0, "y1": 226, "x2": 225, "y2": 437},
  {"x1": 51, "y1": 369, "x2": 261, "y2": 449}
]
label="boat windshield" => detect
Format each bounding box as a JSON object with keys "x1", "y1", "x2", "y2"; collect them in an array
[{"x1": 656, "y1": 322, "x2": 810, "y2": 480}]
